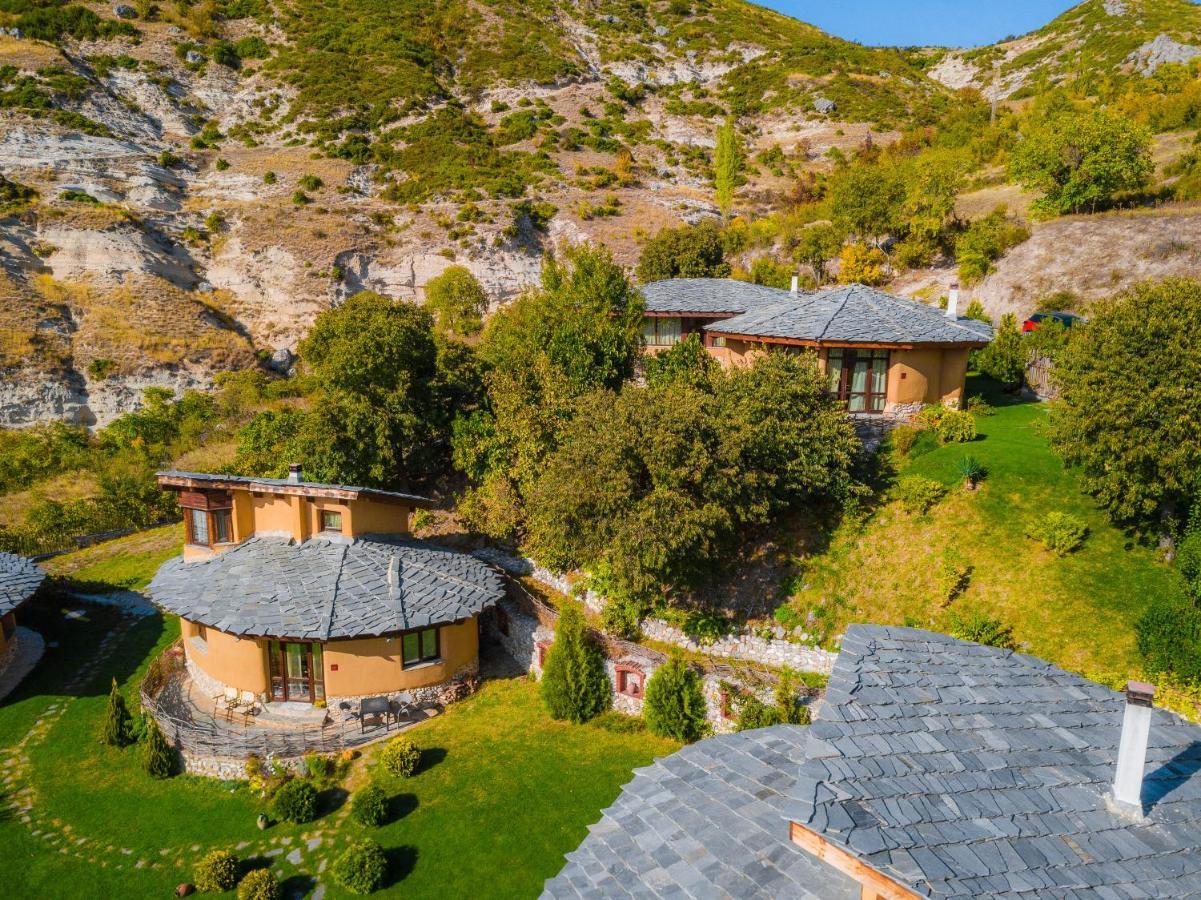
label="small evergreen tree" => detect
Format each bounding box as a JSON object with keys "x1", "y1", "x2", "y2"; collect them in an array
[
  {"x1": 713, "y1": 119, "x2": 743, "y2": 221},
  {"x1": 142, "y1": 718, "x2": 175, "y2": 778},
  {"x1": 101, "y1": 677, "x2": 133, "y2": 747},
  {"x1": 643, "y1": 652, "x2": 707, "y2": 742},
  {"x1": 540, "y1": 603, "x2": 610, "y2": 723},
  {"x1": 976, "y1": 313, "x2": 1025, "y2": 388}
]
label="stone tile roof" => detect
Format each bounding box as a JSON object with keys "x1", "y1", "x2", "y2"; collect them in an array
[
  {"x1": 641, "y1": 278, "x2": 992, "y2": 346},
  {"x1": 787, "y1": 624, "x2": 1201, "y2": 899},
  {"x1": 0, "y1": 551, "x2": 45, "y2": 618},
  {"x1": 156, "y1": 470, "x2": 433, "y2": 506},
  {"x1": 147, "y1": 537, "x2": 505, "y2": 639},
  {"x1": 541, "y1": 726, "x2": 858, "y2": 900},
  {"x1": 641, "y1": 278, "x2": 791, "y2": 314}
]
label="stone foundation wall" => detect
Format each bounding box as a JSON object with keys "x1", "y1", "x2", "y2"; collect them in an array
[{"x1": 0, "y1": 631, "x2": 19, "y2": 676}]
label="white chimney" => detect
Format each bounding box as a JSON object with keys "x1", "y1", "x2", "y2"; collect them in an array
[
  {"x1": 287, "y1": 463, "x2": 303, "y2": 484},
  {"x1": 945, "y1": 283, "x2": 960, "y2": 319},
  {"x1": 1111, "y1": 680, "x2": 1156, "y2": 812},
  {"x1": 790, "y1": 275, "x2": 799, "y2": 295}
]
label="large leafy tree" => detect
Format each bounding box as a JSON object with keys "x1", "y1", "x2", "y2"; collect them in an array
[
  {"x1": 828, "y1": 161, "x2": 906, "y2": 245},
  {"x1": 790, "y1": 222, "x2": 844, "y2": 285},
  {"x1": 1049, "y1": 279, "x2": 1201, "y2": 526},
  {"x1": 423, "y1": 265, "x2": 488, "y2": 338},
  {"x1": 635, "y1": 221, "x2": 730, "y2": 283},
  {"x1": 1009, "y1": 107, "x2": 1153, "y2": 216}
]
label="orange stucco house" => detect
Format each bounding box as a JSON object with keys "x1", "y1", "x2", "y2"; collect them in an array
[
  {"x1": 641, "y1": 279, "x2": 992, "y2": 418},
  {"x1": 148, "y1": 468, "x2": 505, "y2": 707}
]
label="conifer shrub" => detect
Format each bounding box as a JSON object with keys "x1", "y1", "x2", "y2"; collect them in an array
[
  {"x1": 1027, "y1": 511, "x2": 1088, "y2": 556},
  {"x1": 237, "y1": 868, "x2": 281, "y2": 900},
  {"x1": 643, "y1": 652, "x2": 706, "y2": 742},
  {"x1": 379, "y1": 736, "x2": 420, "y2": 778},
  {"x1": 351, "y1": 784, "x2": 389, "y2": 827},
  {"x1": 332, "y1": 838, "x2": 388, "y2": 894},
  {"x1": 271, "y1": 778, "x2": 318, "y2": 823},
  {"x1": 142, "y1": 718, "x2": 175, "y2": 778},
  {"x1": 194, "y1": 849, "x2": 239, "y2": 893},
  {"x1": 101, "y1": 677, "x2": 133, "y2": 747},
  {"x1": 540, "y1": 603, "x2": 611, "y2": 724}
]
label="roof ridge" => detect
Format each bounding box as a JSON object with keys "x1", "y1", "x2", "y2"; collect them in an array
[
  {"x1": 321, "y1": 542, "x2": 348, "y2": 641},
  {"x1": 816, "y1": 286, "x2": 851, "y2": 341}
]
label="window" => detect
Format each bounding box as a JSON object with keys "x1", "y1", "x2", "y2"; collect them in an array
[
  {"x1": 709, "y1": 334, "x2": 726, "y2": 348},
  {"x1": 536, "y1": 640, "x2": 550, "y2": 668},
  {"x1": 643, "y1": 316, "x2": 682, "y2": 347},
  {"x1": 320, "y1": 509, "x2": 343, "y2": 533},
  {"x1": 616, "y1": 665, "x2": 644, "y2": 698},
  {"x1": 402, "y1": 627, "x2": 440, "y2": 668},
  {"x1": 827, "y1": 348, "x2": 889, "y2": 413},
  {"x1": 187, "y1": 507, "x2": 233, "y2": 546}
]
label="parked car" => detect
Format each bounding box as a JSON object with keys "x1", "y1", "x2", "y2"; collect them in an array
[{"x1": 1022, "y1": 311, "x2": 1083, "y2": 333}]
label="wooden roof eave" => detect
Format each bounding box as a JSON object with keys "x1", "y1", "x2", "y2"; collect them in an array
[
  {"x1": 157, "y1": 475, "x2": 432, "y2": 507},
  {"x1": 703, "y1": 330, "x2": 989, "y2": 351}
]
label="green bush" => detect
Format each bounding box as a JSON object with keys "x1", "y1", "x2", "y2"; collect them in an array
[
  {"x1": 332, "y1": 838, "x2": 388, "y2": 895},
  {"x1": 895, "y1": 475, "x2": 947, "y2": 515},
  {"x1": 194, "y1": 849, "x2": 239, "y2": 893},
  {"x1": 142, "y1": 719, "x2": 175, "y2": 778},
  {"x1": 599, "y1": 595, "x2": 643, "y2": 640},
  {"x1": 101, "y1": 677, "x2": 134, "y2": 747},
  {"x1": 936, "y1": 551, "x2": 971, "y2": 604},
  {"x1": 1136, "y1": 596, "x2": 1201, "y2": 682},
  {"x1": 237, "y1": 868, "x2": 281, "y2": 900},
  {"x1": 890, "y1": 424, "x2": 921, "y2": 456},
  {"x1": 379, "y1": 735, "x2": 420, "y2": 778},
  {"x1": 1179, "y1": 528, "x2": 1201, "y2": 598},
  {"x1": 540, "y1": 603, "x2": 611, "y2": 724},
  {"x1": 271, "y1": 778, "x2": 318, "y2": 823},
  {"x1": 937, "y1": 409, "x2": 977, "y2": 444},
  {"x1": 1027, "y1": 511, "x2": 1088, "y2": 556},
  {"x1": 734, "y1": 693, "x2": 781, "y2": 731},
  {"x1": 351, "y1": 784, "x2": 389, "y2": 827},
  {"x1": 643, "y1": 652, "x2": 707, "y2": 742},
  {"x1": 946, "y1": 608, "x2": 1015, "y2": 650}
]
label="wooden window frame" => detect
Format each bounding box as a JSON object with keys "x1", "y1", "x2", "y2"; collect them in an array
[
  {"x1": 319, "y1": 509, "x2": 344, "y2": 533},
  {"x1": 536, "y1": 640, "x2": 550, "y2": 668},
  {"x1": 185, "y1": 506, "x2": 234, "y2": 548},
  {"x1": 828, "y1": 348, "x2": 890, "y2": 414},
  {"x1": 401, "y1": 626, "x2": 440, "y2": 669},
  {"x1": 643, "y1": 316, "x2": 683, "y2": 347},
  {"x1": 615, "y1": 664, "x2": 645, "y2": 698}
]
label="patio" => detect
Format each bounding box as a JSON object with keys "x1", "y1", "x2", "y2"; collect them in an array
[{"x1": 140, "y1": 644, "x2": 440, "y2": 765}]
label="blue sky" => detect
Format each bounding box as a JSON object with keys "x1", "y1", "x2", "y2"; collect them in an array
[{"x1": 757, "y1": 1, "x2": 1080, "y2": 47}]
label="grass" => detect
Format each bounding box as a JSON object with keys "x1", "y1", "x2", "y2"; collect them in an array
[
  {"x1": 782, "y1": 375, "x2": 1180, "y2": 676},
  {"x1": 0, "y1": 531, "x2": 676, "y2": 898}
]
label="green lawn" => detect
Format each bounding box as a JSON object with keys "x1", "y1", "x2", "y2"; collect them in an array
[
  {"x1": 784, "y1": 375, "x2": 1182, "y2": 677},
  {"x1": 0, "y1": 534, "x2": 678, "y2": 898}
]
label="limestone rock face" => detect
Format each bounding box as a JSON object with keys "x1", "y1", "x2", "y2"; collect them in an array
[{"x1": 1127, "y1": 34, "x2": 1201, "y2": 76}]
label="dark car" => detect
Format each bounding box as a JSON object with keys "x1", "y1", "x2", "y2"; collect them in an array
[{"x1": 1022, "y1": 311, "x2": 1083, "y2": 333}]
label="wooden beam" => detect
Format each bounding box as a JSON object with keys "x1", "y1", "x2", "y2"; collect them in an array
[
  {"x1": 702, "y1": 332, "x2": 987, "y2": 351},
  {"x1": 789, "y1": 821, "x2": 922, "y2": 900}
]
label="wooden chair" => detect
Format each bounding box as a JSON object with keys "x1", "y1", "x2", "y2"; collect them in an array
[
  {"x1": 237, "y1": 691, "x2": 259, "y2": 725},
  {"x1": 218, "y1": 687, "x2": 239, "y2": 721}
]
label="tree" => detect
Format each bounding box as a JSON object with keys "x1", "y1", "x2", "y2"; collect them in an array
[
  {"x1": 636, "y1": 221, "x2": 730, "y2": 283},
  {"x1": 101, "y1": 677, "x2": 133, "y2": 747},
  {"x1": 963, "y1": 299, "x2": 991, "y2": 324},
  {"x1": 1049, "y1": 279, "x2": 1201, "y2": 526},
  {"x1": 424, "y1": 265, "x2": 489, "y2": 338},
  {"x1": 540, "y1": 603, "x2": 611, "y2": 723},
  {"x1": 828, "y1": 161, "x2": 906, "y2": 244},
  {"x1": 976, "y1": 313, "x2": 1025, "y2": 388},
  {"x1": 903, "y1": 152, "x2": 966, "y2": 242},
  {"x1": 713, "y1": 119, "x2": 744, "y2": 221},
  {"x1": 791, "y1": 223, "x2": 843, "y2": 285},
  {"x1": 142, "y1": 718, "x2": 175, "y2": 778},
  {"x1": 836, "y1": 243, "x2": 889, "y2": 286},
  {"x1": 643, "y1": 652, "x2": 707, "y2": 742},
  {"x1": 955, "y1": 207, "x2": 1029, "y2": 285},
  {"x1": 644, "y1": 334, "x2": 718, "y2": 390},
  {"x1": 1009, "y1": 107, "x2": 1153, "y2": 216}
]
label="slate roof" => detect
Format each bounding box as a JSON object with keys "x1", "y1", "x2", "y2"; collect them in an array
[
  {"x1": 147, "y1": 537, "x2": 505, "y2": 639},
  {"x1": 0, "y1": 551, "x2": 45, "y2": 618},
  {"x1": 641, "y1": 278, "x2": 992, "y2": 346},
  {"x1": 786, "y1": 624, "x2": 1201, "y2": 899},
  {"x1": 156, "y1": 470, "x2": 432, "y2": 506},
  {"x1": 541, "y1": 726, "x2": 858, "y2": 900}
]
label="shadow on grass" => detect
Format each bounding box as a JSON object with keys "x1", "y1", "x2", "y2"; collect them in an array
[
  {"x1": 384, "y1": 845, "x2": 419, "y2": 888},
  {"x1": 414, "y1": 746, "x2": 447, "y2": 776},
  {"x1": 281, "y1": 874, "x2": 317, "y2": 896},
  {"x1": 388, "y1": 792, "x2": 418, "y2": 823},
  {"x1": 316, "y1": 786, "x2": 349, "y2": 818}
]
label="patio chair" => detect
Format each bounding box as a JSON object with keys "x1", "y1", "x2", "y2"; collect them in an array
[
  {"x1": 359, "y1": 696, "x2": 389, "y2": 734},
  {"x1": 218, "y1": 687, "x2": 239, "y2": 721},
  {"x1": 392, "y1": 691, "x2": 416, "y2": 724},
  {"x1": 237, "y1": 691, "x2": 260, "y2": 725}
]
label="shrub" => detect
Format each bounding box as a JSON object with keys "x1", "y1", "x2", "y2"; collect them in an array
[
  {"x1": 101, "y1": 677, "x2": 134, "y2": 747},
  {"x1": 194, "y1": 849, "x2": 239, "y2": 893},
  {"x1": 351, "y1": 784, "x2": 389, "y2": 827},
  {"x1": 890, "y1": 424, "x2": 921, "y2": 456},
  {"x1": 271, "y1": 778, "x2": 318, "y2": 823},
  {"x1": 936, "y1": 551, "x2": 971, "y2": 605},
  {"x1": 1137, "y1": 597, "x2": 1201, "y2": 682},
  {"x1": 1027, "y1": 511, "x2": 1088, "y2": 556},
  {"x1": 379, "y1": 735, "x2": 420, "y2": 778},
  {"x1": 937, "y1": 409, "x2": 977, "y2": 444},
  {"x1": 332, "y1": 838, "x2": 388, "y2": 895},
  {"x1": 956, "y1": 207, "x2": 1029, "y2": 284},
  {"x1": 947, "y1": 608, "x2": 1015, "y2": 650},
  {"x1": 237, "y1": 868, "x2": 281, "y2": 900},
  {"x1": 1179, "y1": 527, "x2": 1201, "y2": 598},
  {"x1": 643, "y1": 652, "x2": 707, "y2": 742},
  {"x1": 599, "y1": 595, "x2": 643, "y2": 640},
  {"x1": 298, "y1": 174, "x2": 323, "y2": 191},
  {"x1": 836, "y1": 242, "x2": 888, "y2": 286},
  {"x1": 955, "y1": 455, "x2": 987, "y2": 487},
  {"x1": 965, "y1": 395, "x2": 993, "y2": 416},
  {"x1": 896, "y1": 475, "x2": 947, "y2": 515},
  {"x1": 142, "y1": 719, "x2": 175, "y2": 778},
  {"x1": 540, "y1": 603, "x2": 611, "y2": 724},
  {"x1": 263, "y1": 170, "x2": 277, "y2": 184},
  {"x1": 735, "y1": 693, "x2": 781, "y2": 731},
  {"x1": 914, "y1": 404, "x2": 946, "y2": 428},
  {"x1": 977, "y1": 313, "x2": 1025, "y2": 388},
  {"x1": 680, "y1": 608, "x2": 729, "y2": 645}
]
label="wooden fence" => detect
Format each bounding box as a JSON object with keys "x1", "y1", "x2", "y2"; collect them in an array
[{"x1": 1025, "y1": 354, "x2": 1059, "y2": 400}]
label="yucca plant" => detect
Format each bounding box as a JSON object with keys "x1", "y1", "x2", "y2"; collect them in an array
[{"x1": 955, "y1": 455, "x2": 987, "y2": 490}]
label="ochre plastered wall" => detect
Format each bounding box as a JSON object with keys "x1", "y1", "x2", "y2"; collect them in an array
[
  {"x1": 887, "y1": 348, "x2": 942, "y2": 405},
  {"x1": 182, "y1": 617, "x2": 269, "y2": 694},
  {"x1": 323, "y1": 618, "x2": 478, "y2": 696}
]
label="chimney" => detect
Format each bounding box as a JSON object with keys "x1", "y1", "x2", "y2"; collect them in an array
[
  {"x1": 945, "y1": 283, "x2": 960, "y2": 319},
  {"x1": 287, "y1": 463, "x2": 303, "y2": 484},
  {"x1": 790, "y1": 275, "x2": 799, "y2": 295},
  {"x1": 1112, "y1": 680, "x2": 1156, "y2": 812}
]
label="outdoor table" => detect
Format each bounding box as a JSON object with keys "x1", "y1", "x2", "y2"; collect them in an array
[{"x1": 360, "y1": 696, "x2": 391, "y2": 733}]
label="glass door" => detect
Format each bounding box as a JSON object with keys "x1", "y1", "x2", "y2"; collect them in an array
[
  {"x1": 268, "y1": 641, "x2": 325, "y2": 703},
  {"x1": 828, "y1": 349, "x2": 889, "y2": 413}
]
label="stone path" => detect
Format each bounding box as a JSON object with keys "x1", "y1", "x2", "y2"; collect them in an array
[
  {"x1": 0, "y1": 627, "x2": 45, "y2": 702},
  {"x1": 68, "y1": 590, "x2": 158, "y2": 618},
  {"x1": 0, "y1": 603, "x2": 343, "y2": 894}
]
